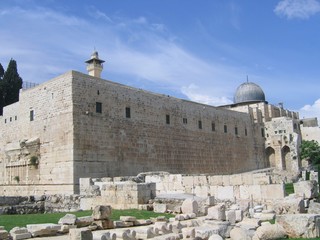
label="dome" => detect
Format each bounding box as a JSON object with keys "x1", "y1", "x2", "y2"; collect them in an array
[{"x1": 234, "y1": 82, "x2": 265, "y2": 104}]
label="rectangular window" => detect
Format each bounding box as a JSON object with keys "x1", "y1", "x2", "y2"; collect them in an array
[
  {"x1": 245, "y1": 128, "x2": 247, "y2": 136},
  {"x1": 211, "y1": 122, "x2": 215, "y2": 131},
  {"x1": 198, "y1": 120, "x2": 202, "y2": 129},
  {"x1": 125, "y1": 107, "x2": 131, "y2": 118},
  {"x1": 4, "y1": 119, "x2": 6, "y2": 124},
  {"x1": 166, "y1": 114, "x2": 170, "y2": 124},
  {"x1": 235, "y1": 127, "x2": 238, "y2": 135},
  {"x1": 261, "y1": 128, "x2": 265, "y2": 138},
  {"x1": 183, "y1": 118, "x2": 187, "y2": 124},
  {"x1": 96, "y1": 102, "x2": 102, "y2": 113},
  {"x1": 30, "y1": 110, "x2": 34, "y2": 121},
  {"x1": 224, "y1": 125, "x2": 227, "y2": 133},
  {"x1": 15, "y1": 116, "x2": 17, "y2": 120},
  {"x1": 10, "y1": 117, "x2": 12, "y2": 122}
]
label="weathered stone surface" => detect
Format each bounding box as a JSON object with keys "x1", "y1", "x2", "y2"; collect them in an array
[
  {"x1": 207, "y1": 204, "x2": 226, "y2": 221},
  {"x1": 101, "y1": 232, "x2": 117, "y2": 240},
  {"x1": 75, "y1": 216, "x2": 94, "y2": 228},
  {"x1": 226, "y1": 210, "x2": 236, "y2": 224},
  {"x1": 0, "y1": 229, "x2": 9, "y2": 240},
  {"x1": 69, "y1": 228, "x2": 93, "y2": 240},
  {"x1": 294, "y1": 180, "x2": 318, "y2": 199},
  {"x1": 276, "y1": 214, "x2": 320, "y2": 238},
  {"x1": 93, "y1": 219, "x2": 114, "y2": 230},
  {"x1": 58, "y1": 213, "x2": 77, "y2": 225},
  {"x1": 92, "y1": 205, "x2": 112, "y2": 220},
  {"x1": 153, "y1": 203, "x2": 167, "y2": 213},
  {"x1": 208, "y1": 234, "x2": 224, "y2": 240},
  {"x1": 59, "y1": 224, "x2": 77, "y2": 234},
  {"x1": 120, "y1": 216, "x2": 137, "y2": 222},
  {"x1": 308, "y1": 201, "x2": 320, "y2": 214},
  {"x1": 113, "y1": 220, "x2": 134, "y2": 228},
  {"x1": 273, "y1": 195, "x2": 305, "y2": 214},
  {"x1": 252, "y1": 223, "x2": 287, "y2": 240},
  {"x1": 26, "y1": 223, "x2": 61, "y2": 237},
  {"x1": 230, "y1": 227, "x2": 251, "y2": 240},
  {"x1": 181, "y1": 199, "x2": 199, "y2": 215},
  {"x1": 181, "y1": 227, "x2": 195, "y2": 238}
]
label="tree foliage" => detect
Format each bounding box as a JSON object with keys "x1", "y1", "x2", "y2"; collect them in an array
[
  {"x1": 300, "y1": 140, "x2": 320, "y2": 166},
  {"x1": 0, "y1": 59, "x2": 23, "y2": 115}
]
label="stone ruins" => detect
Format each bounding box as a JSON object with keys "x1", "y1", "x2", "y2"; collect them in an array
[{"x1": 0, "y1": 51, "x2": 320, "y2": 239}]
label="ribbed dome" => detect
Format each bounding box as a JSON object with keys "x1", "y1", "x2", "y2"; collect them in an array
[{"x1": 234, "y1": 82, "x2": 265, "y2": 104}]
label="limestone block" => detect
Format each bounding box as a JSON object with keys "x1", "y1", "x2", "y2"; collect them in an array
[
  {"x1": 208, "y1": 234, "x2": 224, "y2": 240},
  {"x1": 152, "y1": 233, "x2": 181, "y2": 240},
  {"x1": 134, "y1": 226, "x2": 159, "y2": 239},
  {"x1": 93, "y1": 219, "x2": 114, "y2": 229},
  {"x1": 226, "y1": 210, "x2": 236, "y2": 224},
  {"x1": 252, "y1": 223, "x2": 287, "y2": 240},
  {"x1": 222, "y1": 175, "x2": 230, "y2": 186},
  {"x1": 181, "y1": 176, "x2": 194, "y2": 187},
  {"x1": 101, "y1": 232, "x2": 117, "y2": 240},
  {"x1": 181, "y1": 199, "x2": 198, "y2": 214},
  {"x1": 241, "y1": 173, "x2": 253, "y2": 185},
  {"x1": 113, "y1": 220, "x2": 134, "y2": 228},
  {"x1": 252, "y1": 174, "x2": 271, "y2": 185},
  {"x1": 294, "y1": 180, "x2": 318, "y2": 199},
  {"x1": 0, "y1": 229, "x2": 9, "y2": 240},
  {"x1": 216, "y1": 186, "x2": 234, "y2": 200},
  {"x1": 58, "y1": 213, "x2": 77, "y2": 225},
  {"x1": 69, "y1": 228, "x2": 93, "y2": 240},
  {"x1": 206, "y1": 196, "x2": 215, "y2": 206},
  {"x1": 230, "y1": 227, "x2": 251, "y2": 240},
  {"x1": 181, "y1": 227, "x2": 195, "y2": 238},
  {"x1": 134, "y1": 219, "x2": 152, "y2": 226},
  {"x1": 92, "y1": 205, "x2": 112, "y2": 220},
  {"x1": 235, "y1": 209, "x2": 243, "y2": 222},
  {"x1": 207, "y1": 204, "x2": 226, "y2": 221},
  {"x1": 26, "y1": 223, "x2": 61, "y2": 237},
  {"x1": 75, "y1": 216, "x2": 94, "y2": 228},
  {"x1": 120, "y1": 216, "x2": 137, "y2": 222},
  {"x1": 209, "y1": 175, "x2": 223, "y2": 186},
  {"x1": 195, "y1": 185, "x2": 210, "y2": 198},
  {"x1": 253, "y1": 212, "x2": 275, "y2": 222},
  {"x1": 260, "y1": 184, "x2": 285, "y2": 200},
  {"x1": 273, "y1": 195, "x2": 305, "y2": 214},
  {"x1": 230, "y1": 174, "x2": 242, "y2": 186},
  {"x1": 195, "y1": 223, "x2": 229, "y2": 239},
  {"x1": 236, "y1": 217, "x2": 261, "y2": 231},
  {"x1": 276, "y1": 214, "x2": 320, "y2": 238},
  {"x1": 122, "y1": 230, "x2": 136, "y2": 240},
  {"x1": 239, "y1": 185, "x2": 261, "y2": 200},
  {"x1": 153, "y1": 203, "x2": 167, "y2": 213},
  {"x1": 308, "y1": 201, "x2": 320, "y2": 214},
  {"x1": 59, "y1": 224, "x2": 76, "y2": 234}
]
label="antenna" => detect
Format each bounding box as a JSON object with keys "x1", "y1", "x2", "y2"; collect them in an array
[{"x1": 246, "y1": 75, "x2": 249, "y2": 83}]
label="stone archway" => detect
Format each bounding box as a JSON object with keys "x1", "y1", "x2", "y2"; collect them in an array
[
  {"x1": 281, "y1": 146, "x2": 291, "y2": 171},
  {"x1": 265, "y1": 147, "x2": 276, "y2": 168}
]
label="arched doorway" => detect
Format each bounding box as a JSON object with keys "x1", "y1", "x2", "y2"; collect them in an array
[
  {"x1": 281, "y1": 146, "x2": 291, "y2": 171},
  {"x1": 266, "y1": 147, "x2": 276, "y2": 167}
]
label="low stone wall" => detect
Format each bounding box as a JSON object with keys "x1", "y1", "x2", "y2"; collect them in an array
[
  {"x1": 144, "y1": 172, "x2": 285, "y2": 201},
  {"x1": 0, "y1": 194, "x2": 81, "y2": 215}
]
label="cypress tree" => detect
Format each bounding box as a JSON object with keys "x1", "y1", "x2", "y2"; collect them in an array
[
  {"x1": 2, "y1": 59, "x2": 23, "y2": 106},
  {"x1": 0, "y1": 63, "x2": 4, "y2": 115}
]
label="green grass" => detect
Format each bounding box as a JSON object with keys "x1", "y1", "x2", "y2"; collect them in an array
[
  {"x1": 0, "y1": 209, "x2": 173, "y2": 231},
  {"x1": 285, "y1": 182, "x2": 294, "y2": 195}
]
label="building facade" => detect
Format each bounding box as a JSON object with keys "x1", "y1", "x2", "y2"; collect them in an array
[{"x1": 0, "y1": 52, "x2": 303, "y2": 195}]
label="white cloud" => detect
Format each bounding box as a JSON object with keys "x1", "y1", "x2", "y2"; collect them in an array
[
  {"x1": 299, "y1": 99, "x2": 320, "y2": 120},
  {"x1": 274, "y1": 0, "x2": 320, "y2": 19},
  {"x1": 0, "y1": 5, "x2": 245, "y2": 105}
]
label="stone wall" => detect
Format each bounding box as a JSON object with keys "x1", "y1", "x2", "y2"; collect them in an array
[
  {"x1": 0, "y1": 70, "x2": 268, "y2": 195},
  {"x1": 72, "y1": 71, "x2": 266, "y2": 182},
  {"x1": 0, "y1": 72, "x2": 75, "y2": 194}
]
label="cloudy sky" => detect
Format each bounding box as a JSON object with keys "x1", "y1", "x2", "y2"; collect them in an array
[{"x1": 1, "y1": 0, "x2": 320, "y2": 120}]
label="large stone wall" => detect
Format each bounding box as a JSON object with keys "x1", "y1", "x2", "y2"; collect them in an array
[
  {"x1": 71, "y1": 71, "x2": 266, "y2": 185},
  {"x1": 0, "y1": 72, "x2": 75, "y2": 194},
  {"x1": 0, "y1": 71, "x2": 267, "y2": 195}
]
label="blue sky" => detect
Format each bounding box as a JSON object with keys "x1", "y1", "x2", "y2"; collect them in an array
[{"x1": 1, "y1": 0, "x2": 320, "y2": 120}]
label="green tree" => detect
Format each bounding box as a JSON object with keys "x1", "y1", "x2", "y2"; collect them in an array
[
  {"x1": 300, "y1": 140, "x2": 320, "y2": 166},
  {"x1": 0, "y1": 63, "x2": 4, "y2": 115},
  {"x1": 2, "y1": 59, "x2": 23, "y2": 106}
]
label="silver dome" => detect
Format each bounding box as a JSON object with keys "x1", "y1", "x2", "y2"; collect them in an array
[{"x1": 234, "y1": 82, "x2": 265, "y2": 104}]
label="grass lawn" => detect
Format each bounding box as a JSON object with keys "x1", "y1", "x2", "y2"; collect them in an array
[
  {"x1": 285, "y1": 182, "x2": 294, "y2": 195},
  {"x1": 0, "y1": 209, "x2": 174, "y2": 231}
]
